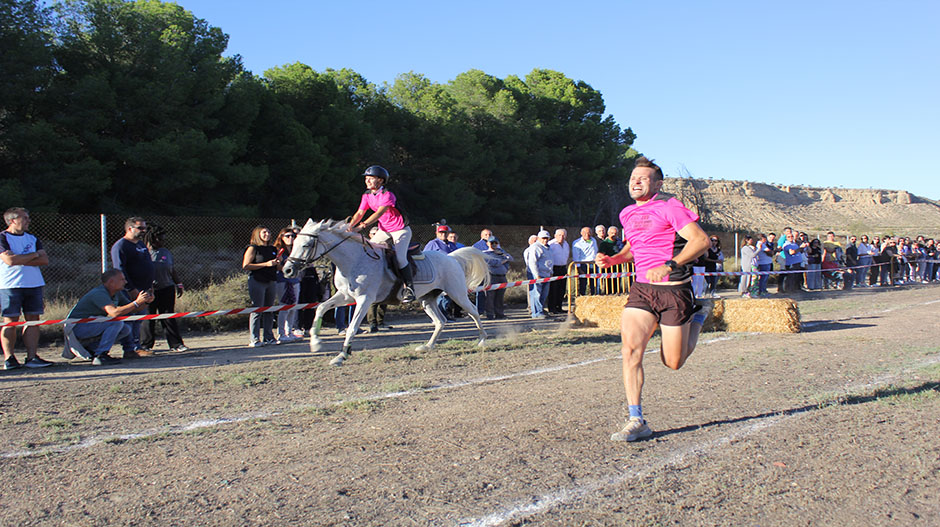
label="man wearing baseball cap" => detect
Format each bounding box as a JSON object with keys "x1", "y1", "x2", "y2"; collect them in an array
[
  {"x1": 424, "y1": 224, "x2": 456, "y2": 254},
  {"x1": 523, "y1": 230, "x2": 554, "y2": 319},
  {"x1": 424, "y1": 224, "x2": 458, "y2": 319}
]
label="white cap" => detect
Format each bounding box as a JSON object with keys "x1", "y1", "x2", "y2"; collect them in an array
[{"x1": 537, "y1": 230, "x2": 551, "y2": 238}]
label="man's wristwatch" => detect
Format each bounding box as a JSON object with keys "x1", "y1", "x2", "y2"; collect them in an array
[{"x1": 664, "y1": 260, "x2": 678, "y2": 270}]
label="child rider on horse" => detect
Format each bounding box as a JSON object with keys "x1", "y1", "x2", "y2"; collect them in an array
[{"x1": 347, "y1": 165, "x2": 417, "y2": 303}]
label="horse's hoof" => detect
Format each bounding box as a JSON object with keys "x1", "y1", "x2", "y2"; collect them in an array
[
  {"x1": 476, "y1": 339, "x2": 486, "y2": 348},
  {"x1": 310, "y1": 339, "x2": 322, "y2": 353},
  {"x1": 329, "y1": 354, "x2": 345, "y2": 366},
  {"x1": 415, "y1": 344, "x2": 430, "y2": 352}
]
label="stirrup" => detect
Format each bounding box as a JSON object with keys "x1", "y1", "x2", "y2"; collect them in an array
[{"x1": 401, "y1": 286, "x2": 416, "y2": 303}]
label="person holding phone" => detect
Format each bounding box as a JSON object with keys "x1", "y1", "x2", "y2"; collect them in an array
[{"x1": 141, "y1": 225, "x2": 188, "y2": 353}]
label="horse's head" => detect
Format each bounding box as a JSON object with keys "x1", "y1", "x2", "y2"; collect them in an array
[
  {"x1": 282, "y1": 219, "x2": 351, "y2": 278},
  {"x1": 282, "y1": 219, "x2": 323, "y2": 278}
]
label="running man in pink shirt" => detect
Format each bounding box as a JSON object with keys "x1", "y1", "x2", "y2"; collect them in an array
[
  {"x1": 348, "y1": 165, "x2": 416, "y2": 302},
  {"x1": 596, "y1": 156, "x2": 711, "y2": 441}
]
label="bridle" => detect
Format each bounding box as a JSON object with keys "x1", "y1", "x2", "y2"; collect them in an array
[{"x1": 286, "y1": 230, "x2": 381, "y2": 269}]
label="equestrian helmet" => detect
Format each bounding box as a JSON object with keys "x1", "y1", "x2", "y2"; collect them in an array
[{"x1": 362, "y1": 165, "x2": 390, "y2": 182}]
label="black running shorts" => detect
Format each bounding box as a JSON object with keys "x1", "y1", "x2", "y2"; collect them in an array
[{"x1": 624, "y1": 281, "x2": 696, "y2": 326}]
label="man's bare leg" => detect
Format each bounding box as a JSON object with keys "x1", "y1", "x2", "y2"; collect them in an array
[
  {"x1": 660, "y1": 299, "x2": 711, "y2": 369},
  {"x1": 660, "y1": 323, "x2": 695, "y2": 370},
  {"x1": 620, "y1": 307, "x2": 658, "y2": 404},
  {"x1": 1, "y1": 318, "x2": 18, "y2": 360},
  {"x1": 23, "y1": 314, "x2": 41, "y2": 360},
  {"x1": 612, "y1": 308, "x2": 658, "y2": 441}
]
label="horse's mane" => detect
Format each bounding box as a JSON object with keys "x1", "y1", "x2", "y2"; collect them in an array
[{"x1": 304, "y1": 219, "x2": 387, "y2": 250}]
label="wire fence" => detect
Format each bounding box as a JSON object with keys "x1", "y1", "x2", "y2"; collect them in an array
[
  {"x1": 28, "y1": 213, "x2": 596, "y2": 302},
  {"x1": 25, "y1": 212, "x2": 901, "y2": 304}
]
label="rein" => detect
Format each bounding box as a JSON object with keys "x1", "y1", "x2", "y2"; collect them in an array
[{"x1": 288, "y1": 229, "x2": 381, "y2": 268}]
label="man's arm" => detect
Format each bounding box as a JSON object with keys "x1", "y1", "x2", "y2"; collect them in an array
[
  {"x1": 595, "y1": 240, "x2": 633, "y2": 268},
  {"x1": 0, "y1": 249, "x2": 48, "y2": 266},
  {"x1": 110, "y1": 241, "x2": 124, "y2": 270},
  {"x1": 646, "y1": 222, "x2": 710, "y2": 283},
  {"x1": 524, "y1": 248, "x2": 540, "y2": 277},
  {"x1": 100, "y1": 290, "x2": 153, "y2": 317},
  {"x1": 571, "y1": 242, "x2": 584, "y2": 262}
]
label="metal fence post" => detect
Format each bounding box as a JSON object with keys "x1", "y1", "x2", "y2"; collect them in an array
[{"x1": 100, "y1": 214, "x2": 107, "y2": 273}]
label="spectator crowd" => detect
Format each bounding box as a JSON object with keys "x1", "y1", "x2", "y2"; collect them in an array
[
  {"x1": 2, "y1": 205, "x2": 938, "y2": 370},
  {"x1": 736, "y1": 228, "x2": 939, "y2": 298}
]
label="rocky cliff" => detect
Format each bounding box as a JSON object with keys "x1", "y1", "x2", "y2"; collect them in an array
[{"x1": 660, "y1": 179, "x2": 940, "y2": 237}]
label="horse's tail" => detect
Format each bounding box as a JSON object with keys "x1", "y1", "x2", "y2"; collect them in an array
[{"x1": 449, "y1": 247, "x2": 491, "y2": 291}]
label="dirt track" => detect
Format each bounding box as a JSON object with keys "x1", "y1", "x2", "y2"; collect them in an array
[{"x1": 1, "y1": 286, "x2": 939, "y2": 526}]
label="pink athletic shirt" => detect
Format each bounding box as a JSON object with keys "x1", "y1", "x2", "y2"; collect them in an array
[
  {"x1": 619, "y1": 193, "x2": 699, "y2": 283},
  {"x1": 358, "y1": 188, "x2": 405, "y2": 232}
]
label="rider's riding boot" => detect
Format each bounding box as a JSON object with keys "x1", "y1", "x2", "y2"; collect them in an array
[{"x1": 399, "y1": 265, "x2": 416, "y2": 303}]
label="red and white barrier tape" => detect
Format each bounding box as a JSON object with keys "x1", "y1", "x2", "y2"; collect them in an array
[
  {"x1": 2, "y1": 302, "x2": 355, "y2": 329},
  {"x1": 3, "y1": 261, "x2": 931, "y2": 328}
]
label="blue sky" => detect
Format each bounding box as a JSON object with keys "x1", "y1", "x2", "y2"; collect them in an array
[{"x1": 181, "y1": 0, "x2": 939, "y2": 199}]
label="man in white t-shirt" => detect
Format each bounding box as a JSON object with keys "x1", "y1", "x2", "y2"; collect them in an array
[{"x1": 1, "y1": 208, "x2": 52, "y2": 369}]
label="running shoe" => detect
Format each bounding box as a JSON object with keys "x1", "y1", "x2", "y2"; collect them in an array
[
  {"x1": 171, "y1": 345, "x2": 190, "y2": 352},
  {"x1": 4, "y1": 356, "x2": 22, "y2": 370},
  {"x1": 25, "y1": 357, "x2": 53, "y2": 368},
  {"x1": 611, "y1": 417, "x2": 653, "y2": 442}
]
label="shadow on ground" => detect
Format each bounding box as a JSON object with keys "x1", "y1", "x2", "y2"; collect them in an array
[{"x1": 649, "y1": 381, "x2": 940, "y2": 441}]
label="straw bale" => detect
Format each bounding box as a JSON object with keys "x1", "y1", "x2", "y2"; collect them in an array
[
  {"x1": 572, "y1": 295, "x2": 629, "y2": 331},
  {"x1": 573, "y1": 295, "x2": 800, "y2": 334},
  {"x1": 712, "y1": 297, "x2": 801, "y2": 333}
]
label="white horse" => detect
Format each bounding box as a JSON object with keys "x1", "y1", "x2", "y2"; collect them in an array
[{"x1": 282, "y1": 219, "x2": 490, "y2": 365}]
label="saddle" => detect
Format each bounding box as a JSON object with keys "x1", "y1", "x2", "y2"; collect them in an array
[
  {"x1": 383, "y1": 243, "x2": 423, "y2": 274},
  {"x1": 378, "y1": 243, "x2": 425, "y2": 305}
]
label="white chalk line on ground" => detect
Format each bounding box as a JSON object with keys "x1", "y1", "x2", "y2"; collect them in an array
[
  {"x1": 4, "y1": 296, "x2": 934, "y2": 459},
  {"x1": 460, "y1": 416, "x2": 785, "y2": 527},
  {"x1": 1, "y1": 333, "x2": 737, "y2": 459},
  {"x1": 457, "y1": 353, "x2": 940, "y2": 527}
]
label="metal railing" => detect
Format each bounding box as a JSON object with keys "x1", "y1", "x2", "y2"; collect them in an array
[{"x1": 565, "y1": 261, "x2": 635, "y2": 313}]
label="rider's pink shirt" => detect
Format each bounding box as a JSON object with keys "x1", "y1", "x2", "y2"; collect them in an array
[
  {"x1": 619, "y1": 193, "x2": 699, "y2": 283},
  {"x1": 359, "y1": 188, "x2": 405, "y2": 232}
]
